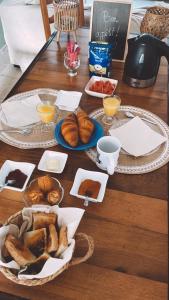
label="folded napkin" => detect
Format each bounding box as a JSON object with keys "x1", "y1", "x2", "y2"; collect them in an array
[
  {"x1": 1, "y1": 95, "x2": 41, "y2": 127},
  {"x1": 109, "y1": 116, "x2": 167, "y2": 157},
  {"x1": 56, "y1": 90, "x2": 82, "y2": 111}
]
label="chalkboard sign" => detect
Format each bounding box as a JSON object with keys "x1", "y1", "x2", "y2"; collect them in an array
[{"x1": 90, "y1": 0, "x2": 132, "y2": 61}]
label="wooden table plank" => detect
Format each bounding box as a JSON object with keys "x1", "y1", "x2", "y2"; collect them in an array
[{"x1": 0, "y1": 265, "x2": 167, "y2": 300}]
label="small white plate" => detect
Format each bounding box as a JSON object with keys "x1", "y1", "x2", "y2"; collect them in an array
[
  {"x1": 0, "y1": 160, "x2": 35, "y2": 192},
  {"x1": 38, "y1": 150, "x2": 68, "y2": 173},
  {"x1": 70, "y1": 168, "x2": 109, "y2": 204},
  {"x1": 85, "y1": 76, "x2": 118, "y2": 98}
]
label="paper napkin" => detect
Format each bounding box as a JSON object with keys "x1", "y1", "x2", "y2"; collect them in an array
[
  {"x1": 56, "y1": 90, "x2": 82, "y2": 111},
  {"x1": 109, "y1": 116, "x2": 167, "y2": 157},
  {"x1": 1, "y1": 95, "x2": 41, "y2": 127}
]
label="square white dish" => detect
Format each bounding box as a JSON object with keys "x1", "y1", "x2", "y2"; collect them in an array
[
  {"x1": 38, "y1": 150, "x2": 68, "y2": 173},
  {"x1": 70, "y1": 168, "x2": 109, "y2": 203},
  {"x1": 0, "y1": 160, "x2": 35, "y2": 192},
  {"x1": 85, "y1": 76, "x2": 118, "y2": 98}
]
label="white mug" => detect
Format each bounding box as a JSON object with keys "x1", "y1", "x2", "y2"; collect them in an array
[{"x1": 96, "y1": 136, "x2": 121, "y2": 175}]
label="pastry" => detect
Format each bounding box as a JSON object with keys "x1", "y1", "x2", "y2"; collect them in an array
[
  {"x1": 47, "y1": 224, "x2": 58, "y2": 253},
  {"x1": 27, "y1": 190, "x2": 44, "y2": 204},
  {"x1": 56, "y1": 225, "x2": 68, "y2": 257},
  {"x1": 61, "y1": 113, "x2": 79, "y2": 147},
  {"x1": 47, "y1": 189, "x2": 60, "y2": 205},
  {"x1": 32, "y1": 212, "x2": 57, "y2": 230},
  {"x1": 78, "y1": 179, "x2": 101, "y2": 199},
  {"x1": 37, "y1": 175, "x2": 54, "y2": 193},
  {"x1": 76, "y1": 110, "x2": 94, "y2": 144},
  {"x1": 24, "y1": 228, "x2": 47, "y2": 257},
  {"x1": 5, "y1": 234, "x2": 36, "y2": 267}
]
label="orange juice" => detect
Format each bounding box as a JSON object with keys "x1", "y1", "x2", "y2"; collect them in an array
[
  {"x1": 103, "y1": 96, "x2": 121, "y2": 117},
  {"x1": 37, "y1": 104, "x2": 56, "y2": 124}
]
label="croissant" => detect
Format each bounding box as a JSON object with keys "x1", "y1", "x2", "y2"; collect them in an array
[
  {"x1": 76, "y1": 110, "x2": 94, "y2": 144},
  {"x1": 61, "y1": 113, "x2": 79, "y2": 147}
]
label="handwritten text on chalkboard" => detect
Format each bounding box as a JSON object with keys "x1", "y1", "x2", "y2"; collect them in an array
[{"x1": 90, "y1": 1, "x2": 131, "y2": 60}]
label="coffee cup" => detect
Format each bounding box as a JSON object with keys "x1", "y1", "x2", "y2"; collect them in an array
[{"x1": 96, "y1": 136, "x2": 121, "y2": 175}]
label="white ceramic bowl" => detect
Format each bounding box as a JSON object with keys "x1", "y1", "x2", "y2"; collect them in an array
[
  {"x1": 0, "y1": 160, "x2": 35, "y2": 192},
  {"x1": 85, "y1": 76, "x2": 118, "y2": 98},
  {"x1": 38, "y1": 150, "x2": 68, "y2": 173},
  {"x1": 70, "y1": 168, "x2": 109, "y2": 204}
]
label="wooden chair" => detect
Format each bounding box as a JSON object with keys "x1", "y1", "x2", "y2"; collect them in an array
[
  {"x1": 40, "y1": 0, "x2": 54, "y2": 41},
  {"x1": 40, "y1": 0, "x2": 85, "y2": 41}
]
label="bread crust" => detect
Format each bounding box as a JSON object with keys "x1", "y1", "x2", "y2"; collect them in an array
[
  {"x1": 24, "y1": 228, "x2": 47, "y2": 256},
  {"x1": 5, "y1": 234, "x2": 36, "y2": 267},
  {"x1": 47, "y1": 224, "x2": 59, "y2": 253},
  {"x1": 32, "y1": 212, "x2": 57, "y2": 230},
  {"x1": 56, "y1": 225, "x2": 68, "y2": 257}
]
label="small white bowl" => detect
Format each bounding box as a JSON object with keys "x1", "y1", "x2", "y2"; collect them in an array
[
  {"x1": 38, "y1": 150, "x2": 68, "y2": 174},
  {"x1": 0, "y1": 160, "x2": 35, "y2": 192},
  {"x1": 70, "y1": 168, "x2": 109, "y2": 204},
  {"x1": 85, "y1": 76, "x2": 118, "y2": 98}
]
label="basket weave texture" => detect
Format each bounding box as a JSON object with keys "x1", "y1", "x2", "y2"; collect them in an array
[
  {"x1": 0, "y1": 210, "x2": 94, "y2": 286},
  {"x1": 53, "y1": 0, "x2": 79, "y2": 32},
  {"x1": 140, "y1": 6, "x2": 169, "y2": 39}
]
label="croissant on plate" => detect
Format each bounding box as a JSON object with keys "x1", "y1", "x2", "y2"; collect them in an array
[
  {"x1": 76, "y1": 110, "x2": 94, "y2": 144},
  {"x1": 61, "y1": 113, "x2": 79, "y2": 147}
]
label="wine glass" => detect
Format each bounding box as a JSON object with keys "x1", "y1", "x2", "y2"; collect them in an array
[
  {"x1": 102, "y1": 95, "x2": 121, "y2": 126},
  {"x1": 36, "y1": 102, "x2": 57, "y2": 130},
  {"x1": 64, "y1": 52, "x2": 80, "y2": 77}
]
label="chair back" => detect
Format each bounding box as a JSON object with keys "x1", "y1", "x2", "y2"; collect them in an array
[{"x1": 40, "y1": 0, "x2": 54, "y2": 41}]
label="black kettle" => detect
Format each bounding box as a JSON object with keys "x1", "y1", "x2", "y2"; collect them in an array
[{"x1": 123, "y1": 34, "x2": 169, "y2": 88}]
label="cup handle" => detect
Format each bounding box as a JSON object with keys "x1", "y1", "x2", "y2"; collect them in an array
[
  {"x1": 99, "y1": 155, "x2": 115, "y2": 175},
  {"x1": 106, "y1": 157, "x2": 115, "y2": 175}
]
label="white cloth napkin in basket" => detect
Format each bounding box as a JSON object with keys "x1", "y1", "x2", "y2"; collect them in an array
[
  {"x1": 56, "y1": 90, "x2": 82, "y2": 111},
  {"x1": 1, "y1": 95, "x2": 41, "y2": 127}
]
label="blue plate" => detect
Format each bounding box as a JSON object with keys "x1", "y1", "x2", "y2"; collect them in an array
[{"x1": 55, "y1": 119, "x2": 104, "y2": 150}]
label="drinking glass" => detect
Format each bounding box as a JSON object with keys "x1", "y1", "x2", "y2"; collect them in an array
[
  {"x1": 102, "y1": 95, "x2": 121, "y2": 125},
  {"x1": 64, "y1": 52, "x2": 80, "y2": 77},
  {"x1": 37, "y1": 102, "x2": 56, "y2": 129}
]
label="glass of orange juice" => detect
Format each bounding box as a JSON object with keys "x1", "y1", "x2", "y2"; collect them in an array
[
  {"x1": 37, "y1": 103, "x2": 56, "y2": 126},
  {"x1": 102, "y1": 95, "x2": 121, "y2": 125}
]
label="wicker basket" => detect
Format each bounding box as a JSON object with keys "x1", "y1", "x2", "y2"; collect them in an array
[
  {"x1": 140, "y1": 6, "x2": 169, "y2": 39},
  {"x1": 0, "y1": 210, "x2": 94, "y2": 286},
  {"x1": 53, "y1": 0, "x2": 79, "y2": 42}
]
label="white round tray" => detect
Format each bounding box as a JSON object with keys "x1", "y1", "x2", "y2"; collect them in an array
[
  {"x1": 86, "y1": 106, "x2": 169, "y2": 174},
  {"x1": 0, "y1": 89, "x2": 58, "y2": 149}
]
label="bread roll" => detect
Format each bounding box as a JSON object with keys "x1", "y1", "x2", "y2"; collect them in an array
[
  {"x1": 76, "y1": 110, "x2": 94, "y2": 144},
  {"x1": 24, "y1": 228, "x2": 47, "y2": 257},
  {"x1": 61, "y1": 113, "x2": 79, "y2": 147},
  {"x1": 37, "y1": 175, "x2": 54, "y2": 193},
  {"x1": 56, "y1": 225, "x2": 68, "y2": 257},
  {"x1": 47, "y1": 224, "x2": 58, "y2": 253},
  {"x1": 5, "y1": 234, "x2": 36, "y2": 267},
  {"x1": 32, "y1": 212, "x2": 57, "y2": 230}
]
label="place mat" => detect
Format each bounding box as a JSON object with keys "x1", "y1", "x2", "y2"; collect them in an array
[
  {"x1": 0, "y1": 89, "x2": 59, "y2": 149},
  {"x1": 86, "y1": 106, "x2": 169, "y2": 174}
]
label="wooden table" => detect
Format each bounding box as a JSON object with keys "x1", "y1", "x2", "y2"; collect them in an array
[{"x1": 0, "y1": 28, "x2": 168, "y2": 300}]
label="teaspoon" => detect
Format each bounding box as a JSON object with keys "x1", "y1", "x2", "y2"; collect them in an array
[
  {"x1": 0, "y1": 179, "x2": 16, "y2": 192},
  {"x1": 124, "y1": 111, "x2": 156, "y2": 125}
]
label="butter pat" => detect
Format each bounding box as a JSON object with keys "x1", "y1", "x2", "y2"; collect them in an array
[{"x1": 46, "y1": 158, "x2": 60, "y2": 172}]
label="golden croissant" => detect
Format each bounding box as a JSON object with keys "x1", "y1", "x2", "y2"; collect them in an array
[
  {"x1": 76, "y1": 110, "x2": 94, "y2": 144},
  {"x1": 61, "y1": 113, "x2": 79, "y2": 147}
]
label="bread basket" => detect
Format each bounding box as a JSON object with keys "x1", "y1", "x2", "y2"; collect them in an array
[
  {"x1": 140, "y1": 6, "x2": 169, "y2": 39},
  {"x1": 0, "y1": 210, "x2": 94, "y2": 286}
]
